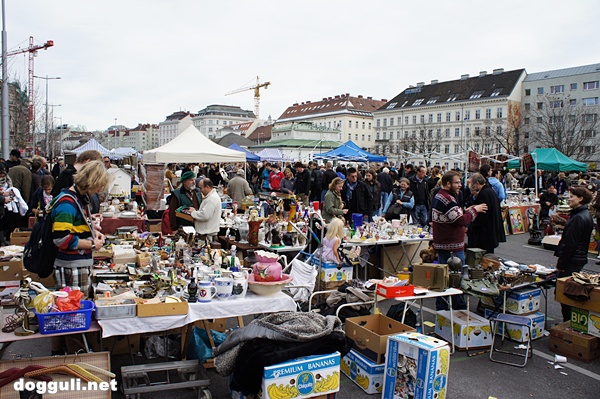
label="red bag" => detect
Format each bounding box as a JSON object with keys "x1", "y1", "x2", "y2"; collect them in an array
[{"x1": 56, "y1": 289, "x2": 84, "y2": 312}]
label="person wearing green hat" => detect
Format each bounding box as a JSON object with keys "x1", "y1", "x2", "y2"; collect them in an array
[{"x1": 168, "y1": 170, "x2": 202, "y2": 231}]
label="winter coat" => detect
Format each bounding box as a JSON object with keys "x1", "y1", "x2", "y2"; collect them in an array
[
  {"x1": 365, "y1": 179, "x2": 381, "y2": 214},
  {"x1": 467, "y1": 184, "x2": 506, "y2": 253},
  {"x1": 554, "y1": 204, "x2": 593, "y2": 272},
  {"x1": 323, "y1": 189, "x2": 345, "y2": 223},
  {"x1": 341, "y1": 180, "x2": 373, "y2": 222}
]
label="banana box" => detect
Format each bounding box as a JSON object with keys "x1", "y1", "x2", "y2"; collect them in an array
[
  {"x1": 382, "y1": 332, "x2": 450, "y2": 399},
  {"x1": 316, "y1": 262, "x2": 353, "y2": 282},
  {"x1": 341, "y1": 349, "x2": 384, "y2": 394},
  {"x1": 231, "y1": 352, "x2": 341, "y2": 399},
  {"x1": 570, "y1": 307, "x2": 600, "y2": 338},
  {"x1": 505, "y1": 287, "x2": 541, "y2": 314},
  {"x1": 435, "y1": 310, "x2": 493, "y2": 348},
  {"x1": 484, "y1": 309, "x2": 546, "y2": 342}
]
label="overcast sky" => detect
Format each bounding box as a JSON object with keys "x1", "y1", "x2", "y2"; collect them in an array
[{"x1": 7, "y1": 0, "x2": 600, "y2": 132}]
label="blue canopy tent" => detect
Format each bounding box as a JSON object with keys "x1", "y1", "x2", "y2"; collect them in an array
[
  {"x1": 313, "y1": 140, "x2": 387, "y2": 162},
  {"x1": 227, "y1": 143, "x2": 260, "y2": 162},
  {"x1": 507, "y1": 148, "x2": 586, "y2": 172}
]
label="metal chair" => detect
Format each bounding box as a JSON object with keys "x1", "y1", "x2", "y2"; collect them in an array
[{"x1": 489, "y1": 313, "x2": 533, "y2": 367}]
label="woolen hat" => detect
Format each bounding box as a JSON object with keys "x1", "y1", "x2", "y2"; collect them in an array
[
  {"x1": 237, "y1": 169, "x2": 246, "y2": 176},
  {"x1": 180, "y1": 170, "x2": 196, "y2": 182}
]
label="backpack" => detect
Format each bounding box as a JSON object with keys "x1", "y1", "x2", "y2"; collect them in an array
[{"x1": 23, "y1": 192, "x2": 82, "y2": 278}]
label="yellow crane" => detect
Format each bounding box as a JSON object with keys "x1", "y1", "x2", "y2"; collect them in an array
[{"x1": 225, "y1": 76, "x2": 270, "y2": 119}]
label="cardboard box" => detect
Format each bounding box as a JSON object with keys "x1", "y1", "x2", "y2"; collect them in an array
[
  {"x1": 570, "y1": 307, "x2": 600, "y2": 338},
  {"x1": 465, "y1": 248, "x2": 486, "y2": 267},
  {"x1": 148, "y1": 219, "x2": 162, "y2": 233},
  {"x1": 318, "y1": 262, "x2": 353, "y2": 283},
  {"x1": 412, "y1": 263, "x2": 448, "y2": 291},
  {"x1": 136, "y1": 301, "x2": 188, "y2": 317},
  {"x1": 505, "y1": 287, "x2": 541, "y2": 314},
  {"x1": 0, "y1": 260, "x2": 23, "y2": 285},
  {"x1": 375, "y1": 283, "x2": 414, "y2": 299},
  {"x1": 176, "y1": 211, "x2": 194, "y2": 222},
  {"x1": 484, "y1": 309, "x2": 546, "y2": 342},
  {"x1": 9, "y1": 230, "x2": 30, "y2": 246},
  {"x1": 345, "y1": 314, "x2": 415, "y2": 364},
  {"x1": 21, "y1": 268, "x2": 56, "y2": 289},
  {"x1": 232, "y1": 352, "x2": 340, "y2": 399},
  {"x1": 550, "y1": 321, "x2": 600, "y2": 362},
  {"x1": 435, "y1": 310, "x2": 493, "y2": 349},
  {"x1": 341, "y1": 349, "x2": 384, "y2": 394},
  {"x1": 556, "y1": 277, "x2": 600, "y2": 313},
  {"x1": 232, "y1": 392, "x2": 336, "y2": 399},
  {"x1": 382, "y1": 332, "x2": 450, "y2": 399},
  {"x1": 381, "y1": 241, "x2": 430, "y2": 275}
]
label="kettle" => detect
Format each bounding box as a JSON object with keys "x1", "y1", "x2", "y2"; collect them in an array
[{"x1": 447, "y1": 252, "x2": 462, "y2": 272}]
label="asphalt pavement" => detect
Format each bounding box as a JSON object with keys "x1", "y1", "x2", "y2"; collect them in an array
[{"x1": 2, "y1": 232, "x2": 599, "y2": 398}]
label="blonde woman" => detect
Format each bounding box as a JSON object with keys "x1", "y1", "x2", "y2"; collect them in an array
[
  {"x1": 323, "y1": 177, "x2": 348, "y2": 223},
  {"x1": 52, "y1": 160, "x2": 110, "y2": 296}
]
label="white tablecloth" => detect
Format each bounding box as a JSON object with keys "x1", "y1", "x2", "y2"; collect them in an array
[{"x1": 98, "y1": 292, "x2": 297, "y2": 338}]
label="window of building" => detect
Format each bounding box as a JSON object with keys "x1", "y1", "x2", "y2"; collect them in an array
[
  {"x1": 549, "y1": 116, "x2": 564, "y2": 124},
  {"x1": 583, "y1": 114, "x2": 598, "y2": 123},
  {"x1": 524, "y1": 103, "x2": 530, "y2": 111},
  {"x1": 584, "y1": 81, "x2": 599, "y2": 90},
  {"x1": 474, "y1": 143, "x2": 480, "y2": 152},
  {"x1": 356, "y1": 121, "x2": 359, "y2": 128},
  {"x1": 386, "y1": 102, "x2": 398, "y2": 109},
  {"x1": 475, "y1": 127, "x2": 480, "y2": 136},
  {"x1": 455, "y1": 128, "x2": 460, "y2": 137},
  {"x1": 470, "y1": 90, "x2": 485, "y2": 99},
  {"x1": 497, "y1": 107, "x2": 503, "y2": 118},
  {"x1": 355, "y1": 134, "x2": 359, "y2": 141},
  {"x1": 208, "y1": 127, "x2": 213, "y2": 132},
  {"x1": 397, "y1": 131, "x2": 401, "y2": 140},
  {"x1": 383, "y1": 118, "x2": 387, "y2": 127},
  {"x1": 420, "y1": 115, "x2": 425, "y2": 123},
  {"x1": 454, "y1": 144, "x2": 460, "y2": 153},
  {"x1": 404, "y1": 116, "x2": 409, "y2": 125},
  {"x1": 497, "y1": 126, "x2": 503, "y2": 135},
  {"x1": 427, "y1": 129, "x2": 433, "y2": 139},
  {"x1": 348, "y1": 133, "x2": 352, "y2": 140},
  {"x1": 413, "y1": 98, "x2": 424, "y2": 106},
  {"x1": 570, "y1": 99, "x2": 577, "y2": 106},
  {"x1": 362, "y1": 134, "x2": 365, "y2": 140},
  {"x1": 404, "y1": 131, "x2": 409, "y2": 138},
  {"x1": 550, "y1": 100, "x2": 564, "y2": 108},
  {"x1": 465, "y1": 110, "x2": 471, "y2": 120},
  {"x1": 383, "y1": 132, "x2": 388, "y2": 139},
  {"x1": 376, "y1": 132, "x2": 380, "y2": 140},
  {"x1": 368, "y1": 123, "x2": 372, "y2": 129},
  {"x1": 537, "y1": 102, "x2": 543, "y2": 109},
  {"x1": 397, "y1": 117, "x2": 402, "y2": 125},
  {"x1": 475, "y1": 110, "x2": 481, "y2": 119},
  {"x1": 447, "y1": 94, "x2": 458, "y2": 102},
  {"x1": 485, "y1": 126, "x2": 491, "y2": 136},
  {"x1": 490, "y1": 88, "x2": 503, "y2": 97},
  {"x1": 412, "y1": 115, "x2": 417, "y2": 124},
  {"x1": 445, "y1": 128, "x2": 450, "y2": 137},
  {"x1": 484, "y1": 143, "x2": 491, "y2": 154},
  {"x1": 428, "y1": 114, "x2": 433, "y2": 123},
  {"x1": 551, "y1": 85, "x2": 565, "y2": 94},
  {"x1": 584, "y1": 146, "x2": 595, "y2": 154},
  {"x1": 570, "y1": 83, "x2": 578, "y2": 91},
  {"x1": 525, "y1": 89, "x2": 531, "y2": 96},
  {"x1": 376, "y1": 119, "x2": 380, "y2": 127},
  {"x1": 446, "y1": 112, "x2": 451, "y2": 122},
  {"x1": 537, "y1": 116, "x2": 543, "y2": 123},
  {"x1": 368, "y1": 134, "x2": 371, "y2": 140},
  {"x1": 466, "y1": 127, "x2": 470, "y2": 137},
  {"x1": 444, "y1": 144, "x2": 450, "y2": 154},
  {"x1": 485, "y1": 109, "x2": 492, "y2": 119},
  {"x1": 583, "y1": 97, "x2": 599, "y2": 106},
  {"x1": 437, "y1": 113, "x2": 442, "y2": 123},
  {"x1": 426, "y1": 96, "x2": 439, "y2": 104},
  {"x1": 456, "y1": 111, "x2": 461, "y2": 121},
  {"x1": 537, "y1": 87, "x2": 544, "y2": 95},
  {"x1": 584, "y1": 130, "x2": 596, "y2": 138}
]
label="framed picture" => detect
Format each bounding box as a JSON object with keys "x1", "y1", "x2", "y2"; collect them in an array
[
  {"x1": 509, "y1": 207, "x2": 526, "y2": 234},
  {"x1": 501, "y1": 207, "x2": 510, "y2": 236}
]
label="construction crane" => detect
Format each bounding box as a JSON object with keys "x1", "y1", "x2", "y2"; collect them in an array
[
  {"x1": 5, "y1": 36, "x2": 54, "y2": 150},
  {"x1": 225, "y1": 76, "x2": 270, "y2": 119}
]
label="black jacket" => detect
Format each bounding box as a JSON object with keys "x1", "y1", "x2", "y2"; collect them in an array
[
  {"x1": 341, "y1": 180, "x2": 373, "y2": 221},
  {"x1": 377, "y1": 171, "x2": 393, "y2": 194},
  {"x1": 51, "y1": 164, "x2": 76, "y2": 197},
  {"x1": 293, "y1": 169, "x2": 311, "y2": 196},
  {"x1": 409, "y1": 176, "x2": 432, "y2": 209},
  {"x1": 467, "y1": 184, "x2": 506, "y2": 253},
  {"x1": 555, "y1": 205, "x2": 594, "y2": 271},
  {"x1": 322, "y1": 169, "x2": 338, "y2": 190}
]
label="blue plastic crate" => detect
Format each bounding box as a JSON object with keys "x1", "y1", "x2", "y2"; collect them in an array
[{"x1": 35, "y1": 300, "x2": 95, "y2": 335}]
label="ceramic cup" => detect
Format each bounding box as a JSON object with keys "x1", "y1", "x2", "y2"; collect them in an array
[
  {"x1": 215, "y1": 277, "x2": 233, "y2": 300},
  {"x1": 197, "y1": 280, "x2": 217, "y2": 303}
]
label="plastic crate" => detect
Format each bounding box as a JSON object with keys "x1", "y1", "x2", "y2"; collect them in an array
[{"x1": 35, "y1": 300, "x2": 95, "y2": 335}]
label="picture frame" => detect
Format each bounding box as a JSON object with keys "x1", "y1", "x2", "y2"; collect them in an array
[{"x1": 509, "y1": 207, "x2": 525, "y2": 234}]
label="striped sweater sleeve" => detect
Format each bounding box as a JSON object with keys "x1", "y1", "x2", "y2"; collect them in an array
[{"x1": 51, "y1": 195, "x2": 90, "y2": 250}]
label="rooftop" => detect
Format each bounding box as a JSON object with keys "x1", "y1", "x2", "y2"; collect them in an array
[
  {"x1": 524, "y1": 63, "x2": 600, "y2": 82},
  {"x1": 278, "y1": 94, "x2": 387, "y2": 121}
]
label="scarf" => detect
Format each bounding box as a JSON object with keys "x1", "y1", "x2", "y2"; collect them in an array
[{"x1": 345, "y1": 181, "x2": 357, "y2": 202}]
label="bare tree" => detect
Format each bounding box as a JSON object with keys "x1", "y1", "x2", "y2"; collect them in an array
[
  {"x1": 526, "y1": 94, "x2": 599, "y2": 161},
  {"x1": 7, "y1": 81, "x2": 29, "y2": 148},
  {"x1": 402, "y1": 115, "x2": 444, "y2": 166}
]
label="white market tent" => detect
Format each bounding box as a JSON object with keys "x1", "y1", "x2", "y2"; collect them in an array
[
  {"x1": 143, "y1": 125, "x2": 246, "y2": 163},
  {"x1": 68, "y1": 138, "x2": 112, "y2": 157},
  {"x1": 255, "y1": 148, "x2": 290, "y2": 162},
  {"x1": 111, "y1": 147, "x2": 140, "y2": 160}
]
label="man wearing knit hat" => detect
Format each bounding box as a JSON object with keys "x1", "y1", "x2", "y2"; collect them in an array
[{"x1": 168, "y1": 170, "x2": 202, "y2": 231}]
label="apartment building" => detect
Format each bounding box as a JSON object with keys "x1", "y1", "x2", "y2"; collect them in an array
[
  {"x1": 375, "y1": 68, "x2": 525, "y2": 169},
  {"x1": 192, "y1": 105, "x2": 255, "y2": 139},
  {"x1": 522, "y1": 63, "x2": 600, "y2": 164},
  {"x1": 158, "y1": 111, "x2": 194, "y2": 146},
  {"x1": 276, "y1": 93, "x2": 386, "y2": 151}
]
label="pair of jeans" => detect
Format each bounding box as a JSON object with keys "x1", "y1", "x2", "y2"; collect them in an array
[
  {"x1": 412, "y1": 204, "x2": 428, "y2": 226},
  {"x1": 436, "y1": 250, "x2": 467, "y2": 310},
  {"x1": 380, "y1": 191, "x2": 390, "y2": 216}
]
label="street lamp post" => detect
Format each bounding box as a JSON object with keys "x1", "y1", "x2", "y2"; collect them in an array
[
  {"x1": 33, "y1": 75, "x2": 61, "y2": 156},
  {"x1": 48, "y1": 104, "x2": 61, "y2": 158}
]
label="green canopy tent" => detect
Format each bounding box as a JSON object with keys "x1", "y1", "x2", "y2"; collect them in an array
[{"x1": 507, "y1": 148, "x2": 586, "y2": 172}]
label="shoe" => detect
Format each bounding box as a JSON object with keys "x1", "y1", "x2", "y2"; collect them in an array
[{"x1": 596, "y1": 261, "x2": 600, "y2": 265}]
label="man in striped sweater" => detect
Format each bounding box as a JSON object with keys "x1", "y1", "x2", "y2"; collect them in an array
[{"x1": 431, "y1": 171, "x2": 487, "y2": 310}]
